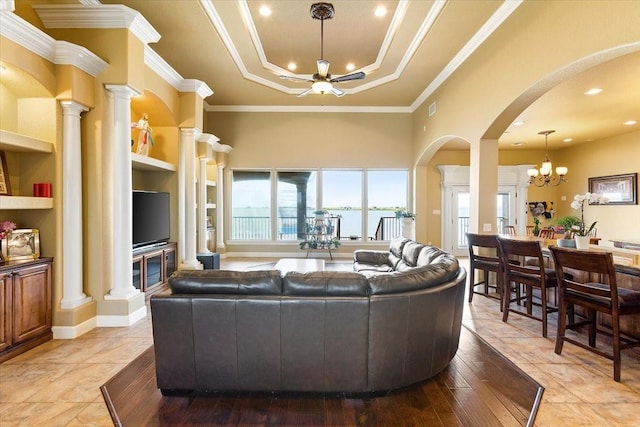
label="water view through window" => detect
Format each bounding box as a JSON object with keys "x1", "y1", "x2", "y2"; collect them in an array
[{"x1": 232, "y1": 169, "x2": 409, "y2": 241}]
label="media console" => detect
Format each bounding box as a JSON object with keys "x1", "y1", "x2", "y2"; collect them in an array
[{"x1": 132, "y1": 242, "x2": 176, "y2": 296}]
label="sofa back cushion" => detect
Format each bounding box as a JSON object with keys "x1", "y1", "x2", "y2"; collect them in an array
[
  {"x1": 417, "y1": 245, "x2": 453, "y2": 267},
  {"x1": 395, "y1": 240, "x2": 425, "y2": 271},
  {"x1": 368, "y1": 256, "x2": 460, "y2": 295},
  {"x1": 388, "y1": 237, "x2": 410, "y2": 269},
  {"x1": 282, "y1": 271, "x2": 369, "y2": 296},
  {"x1": 168, "y1": 270, "x2": 282, "y2": 295}
]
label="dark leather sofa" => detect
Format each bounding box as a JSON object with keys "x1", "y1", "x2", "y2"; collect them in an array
[{"x1": 151, "y1": 239, "x2": 466, "y2": 394}]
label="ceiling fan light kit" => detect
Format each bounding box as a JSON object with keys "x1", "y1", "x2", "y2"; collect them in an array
[
  {"x1": 527, "y1": 130, "x2": 568, "y2": 187},
  {"x1": 279, "y1": 2, "x2": 366, "y2": 97}
]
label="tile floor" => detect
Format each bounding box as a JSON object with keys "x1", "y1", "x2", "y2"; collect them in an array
[{"x1": 0, "y1": 257, "x2": 639, "y2": 426}]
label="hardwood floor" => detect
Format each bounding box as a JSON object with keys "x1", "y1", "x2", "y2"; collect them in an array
[
  {"x1": 2, "y1": 257, "x2": 640, "y2": 426},
  {"x1": 101, "y1": 326, "x2": 542, "y2": 427}
]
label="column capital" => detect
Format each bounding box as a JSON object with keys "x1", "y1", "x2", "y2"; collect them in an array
[
  {"x1": 104, "y1": 84, "x2": 140, "y2": 99},
  {"x1": 180, "y1": 127, "x2": 202, "y2": 141},
  {"x1": 59, "y1": 100, "x2": 89, "y2": 116}
]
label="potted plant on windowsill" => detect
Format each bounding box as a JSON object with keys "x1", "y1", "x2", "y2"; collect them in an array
[
  {"x1": 314, "y1": 209, "x2": 329, "y2": 219},
  {"x1": 395, "y1": 209, "x2": 415, "y2": 239}
]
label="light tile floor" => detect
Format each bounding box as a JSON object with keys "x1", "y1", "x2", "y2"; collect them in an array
[{"x1": 0, "y1": 257, "x2": 638, "y2": 426}]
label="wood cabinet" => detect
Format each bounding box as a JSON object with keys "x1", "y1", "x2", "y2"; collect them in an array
[
  {"x1": 0, "y1": 258, "x2": 53, "y2": 363},
  {"x1": 132, "y1": 242, "x2": 176, "y2": 296}
]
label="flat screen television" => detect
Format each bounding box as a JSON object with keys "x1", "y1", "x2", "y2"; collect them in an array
[{"x1": 132, "y1": 190, "x2": 170, "y2": 248}]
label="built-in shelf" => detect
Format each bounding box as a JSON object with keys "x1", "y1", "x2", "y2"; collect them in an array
[
  {"x1": 131, "y1": 153, "x2": 176, "y2": 172},
  {"x1": 206, "y1": 203, "x2": 217, "y2": 209},
  {"x1": 0, "y1": 196, "x2": 53, "y2": 210},
  {"x1": 206, "y1": 180, "x2": 216, "y2": 187},
  {"x1": 0, "y1": 130, "x2": 53, "y2": 153}
]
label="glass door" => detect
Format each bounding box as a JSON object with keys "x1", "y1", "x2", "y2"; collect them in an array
[{"x1": 448, "y1": 186, "x2": 518, "y2": 256}]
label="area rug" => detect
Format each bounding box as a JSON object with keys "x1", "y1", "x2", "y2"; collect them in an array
[{"x1": 101, "y1": 325, "x2": 543, "y2": 426}]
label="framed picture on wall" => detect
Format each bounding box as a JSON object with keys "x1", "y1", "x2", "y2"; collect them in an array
[
  {"x1": 1, "y1": 229, "x2": 40, "y2": 261},
  {"x1": 0, "y1": 151, "x2": 11, "y2": 196},
  {"x1": 588, "y1": 173, "x2": 637, "y2": 205}
]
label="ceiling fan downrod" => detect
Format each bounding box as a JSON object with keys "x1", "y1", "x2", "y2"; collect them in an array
[{"x1": 310, "y1": 2, "x2": 334, "y2": 61}]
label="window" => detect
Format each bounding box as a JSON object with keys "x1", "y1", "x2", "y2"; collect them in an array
[
  {"x1": 322, "y1": 170, "x2": 362, "y2": 240},
  {"x1": 230, "y1": 169, "x2": 410, "y2": 242},
  {"x1": 231, "y1": 171, "x2": 271, "y2": 240},
  {"x1": 368, "y1": 170, "x2": 408, "y2": 240},
  {"x1": 277, "y1": 171, "x2": 317, "y2": 240}
]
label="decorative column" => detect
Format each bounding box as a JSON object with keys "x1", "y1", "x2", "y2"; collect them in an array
[
  {"x1": 59, "y1": 100, "x2": 92, "y2": 309},
  {"x1": 179, "y1": 128, "x2": 202, "y2": 270},
  {"x1": 469, "y1": 138, "x2": 499, "y2": 234},
  {"x1": 216, "y1": 164, "x2": 226, "y2": 251},
  {"x1": 104, "y1": 85, "x2": 141, "y2": 299},
  {"x1": 197, "y1": 157, "x2": 210, "y2": 254}
]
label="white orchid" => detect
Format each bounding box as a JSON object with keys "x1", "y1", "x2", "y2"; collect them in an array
[{"x1": 570, "y1": 192, "x2": 608, "y2": 236}]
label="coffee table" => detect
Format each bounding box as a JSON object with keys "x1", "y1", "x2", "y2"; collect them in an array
[{"x1": 274, "y1": 258, "x2": 325, "y2": 274}]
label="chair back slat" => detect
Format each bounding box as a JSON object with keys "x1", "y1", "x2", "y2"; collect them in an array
[{"x1": 466, "y1": 233, "x2": 500, "y2": 262}]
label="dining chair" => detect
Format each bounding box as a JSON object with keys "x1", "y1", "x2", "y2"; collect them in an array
[
  {"x1": 503, "y1": 225, "x2": 516, "y2": 235},
  {"x1": 538, "y1": 229, "x2": 555, "y2": 239},
  {"x1": 466, "y1": 233, "x2": 503, "y2": 305},
  {"x1": 549, "y1": 246, "x2": 640, "y2": 382},
  {"x1": 525, "y1": 225, "x2": 534, "y2": 236},
  {"x1": 497, "y1": 237, "x2": 558, "y2": 337}
]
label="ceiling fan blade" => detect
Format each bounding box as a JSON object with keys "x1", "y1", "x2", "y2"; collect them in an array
[
  {"x1": 297, "y1": 88, "x2": 314, "y2": 98},
  {"x1": 330, "y1": 71, "x2": 366, "y2": 83},
  {"x1": 317, "y1": 59, "x2": 330, "y2": 78},
  {"x1": 330, "y1": 87, "x2": 345, "y2": 97},
  {"x1": 279, "y1": 75, "x2": 314, "y2": 83}
]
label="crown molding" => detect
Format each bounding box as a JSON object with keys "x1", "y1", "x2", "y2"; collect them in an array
[
  {"x1": 204, "y1": 104, "x2": 412, "y2": 114},
  {"x1": 33, "y1": 4, "x2": 160, "y2": 45},
  {"x1": 410, "y1": 0, "x2": 524, "y2": 112},
  {"x1": 179, "y1": 79, "x2": 213, "y2": 99},
  {"x1": 55, "y1": 41, "x2": 108, "y2": 77},
  {"x1": 0, "y1": 0, "x2": 14, "y2": 13},
  {"x1": 0, "y1": 11, "x2": 107, "y2": 77},
  {"x1": 0, "y1": 11, "x2": 56, "y2": 62}
]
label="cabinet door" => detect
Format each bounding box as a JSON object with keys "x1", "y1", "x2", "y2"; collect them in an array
[
  {"x1": 0, "y1": 273, "x2": 12, "y2": 352},
  {"x1": 12, "y1": 264, "x2": 52, "y2": 344},
  {"x1": 132, "y1": 255, "x2": 143, "y2": 290},
  {"x1": 164, "y1": 247, "x2": 176, "y2": 282},
  {"x1": 144, "y1": 251, "x2": 164, "y2": 291}
]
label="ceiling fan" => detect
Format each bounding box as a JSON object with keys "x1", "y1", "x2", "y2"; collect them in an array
[{"x1": 279, "y1": 2, "x2": 366, "y2": 97}]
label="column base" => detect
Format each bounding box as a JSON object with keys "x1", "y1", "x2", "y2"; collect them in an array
[
  {"x1": 179, "y1": 259, "x2": 203, "y2": 270},
  {"x1": 104, "y1": 287, "x2": 141, "y2": 300},
  {"x1": 60, "y1": 294, "x2": 93, "y2": 310}
]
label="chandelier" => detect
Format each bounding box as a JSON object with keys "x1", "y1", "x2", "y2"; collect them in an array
[{"x1": 527, "y1": 130, "x2": 568, "y2": 187}]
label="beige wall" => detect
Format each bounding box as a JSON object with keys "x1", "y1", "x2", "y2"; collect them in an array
[
  {"x1": 208, "y1": 112, "x2": 412, "y2": 169},
  {"x1": 412, "y1": 1, "x2": 640, "y2": 237},
  {"x1": 206, "y1": 111, "x2": 413, "y2": 254},
  {"x1": 552, "y1": 131, "x2": 640, "y2": 247}
]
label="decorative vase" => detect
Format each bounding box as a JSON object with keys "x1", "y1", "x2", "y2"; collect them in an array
[
  {"x1": 557, "y1": 238, "x2": 576, "y2": 248},
  {"x1": 400, "y1": 218, "x2": 415, "y2": 239},
  {"x1": 575, "y1": 235, "x2": 590, "y2": 250}
]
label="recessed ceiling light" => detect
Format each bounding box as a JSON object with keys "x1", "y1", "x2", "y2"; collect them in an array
[
  {"x1": 513, "y1": 120, "x2": 525, "y2": 126},
  {"x1": 623, "y1": 120, "x2": 637, "y2": 126},
  {"x1": 346, "y1": 63, "x2": 355, "y2": 72},
  {"x1": 584, "y1": 87, "x2": 602, "y2": 96},
  {"x1": 563, "y1": 138, "x2": 573, "y2": 142},
  {"x1": 511, "y1": 142, "x2": 525, "y2": 146},
  {"x1": 287, "y1": 62, "x2": 296, "y2": 71},
  {"x1": 374, "y1": 6, "x2": 387, "y2": 17},
  {"x1": 259, "y1": 6, "x2": 271, "y2": 16}
]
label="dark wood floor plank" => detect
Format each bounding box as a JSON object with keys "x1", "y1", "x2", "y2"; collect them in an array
[{"x1": 102, "y1": 326, "x2": 543, "y2": 426}]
